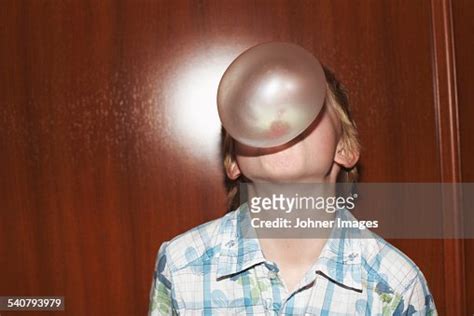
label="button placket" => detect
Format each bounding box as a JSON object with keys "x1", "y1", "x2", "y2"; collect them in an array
[
  {"x1": 254, "y1": 264, "x2": 280, "y2": 314},
  {"x1": 264, "y1": 297, "x2": 273, "y2": 310}
]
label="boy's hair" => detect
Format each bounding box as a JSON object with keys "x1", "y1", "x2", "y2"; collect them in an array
[{"x1": 221, "y1": 66, "x2": 361, "y2": 211}]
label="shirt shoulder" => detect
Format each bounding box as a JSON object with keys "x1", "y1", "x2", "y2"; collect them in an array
[
  {"x1": 161, "y1": 210, "x2": 237, "y2": 273},
  {"x1": 360, "y1": 233, "x2": 423, "y2": 291},
  {"x1": 359, "y1": 232, "x2": 436, "y2": 312}
]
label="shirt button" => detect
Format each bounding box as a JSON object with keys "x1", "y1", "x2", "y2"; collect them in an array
[
  {"x1": 348, "y1": 252, "x2": 358, "y2": 261},
  {"x1": 264, "y1": 298, "x2": 273, "y2": 310}
]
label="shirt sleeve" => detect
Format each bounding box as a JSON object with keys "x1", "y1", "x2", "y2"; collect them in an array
[
  {"x1": 394, "y1": 270, "x2": 437, "y2": 315},
  {"x1": 148, "y1": 241, "x2": 175, "y2": 316}
]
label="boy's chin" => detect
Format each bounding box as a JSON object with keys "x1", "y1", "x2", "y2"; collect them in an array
[
  {"x1": 255, "y1": 160, "x2": 321, "y2": 182},
  {"x1": 252, "y1": 170, "x2": 325, "y2": 183}
]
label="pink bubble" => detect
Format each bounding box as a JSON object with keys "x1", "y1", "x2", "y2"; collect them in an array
[{"x1": 217, "y1": 42, "x2": 326, "y2": 148}]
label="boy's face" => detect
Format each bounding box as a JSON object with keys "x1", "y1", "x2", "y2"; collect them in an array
[{"x1": 227, "y1": 104, "x2": 358, "y2": 183}]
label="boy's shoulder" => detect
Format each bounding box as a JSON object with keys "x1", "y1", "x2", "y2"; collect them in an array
[
  {"x1": 336, "y1": 209, "x2": 428, "y2": 293},
  {"x1": 358, "y1": 229, "x2": 429, "y2": 296},
  {"x1": 348, "y1": 227, "x2": 436, "y2": 313},
  {"x1": 159, "y1": 209, "x2": 237, "y2": 272}
]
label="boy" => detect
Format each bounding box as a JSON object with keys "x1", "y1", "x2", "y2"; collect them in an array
[{"x1": 148, "y1": 67, "x2": 437, "y2": 315}]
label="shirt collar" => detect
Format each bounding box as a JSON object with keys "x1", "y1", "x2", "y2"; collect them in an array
[
  {"x1": 216, "y1": 203, "x2": 363, "y2": 292},
  {"x1": 216, "y1": 204, "x2": 267, "y2": 279}
]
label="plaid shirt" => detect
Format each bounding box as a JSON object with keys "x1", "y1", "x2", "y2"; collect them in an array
[{"x1": 149, "y1": 204, "x2": 437, "y2": 315}]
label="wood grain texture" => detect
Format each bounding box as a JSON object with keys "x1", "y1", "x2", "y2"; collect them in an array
[
  {"x1": 0, "y1": 0, "x2": 469, "y2": 314},
  {"x1": 452, "y1": 0, "x2": 474, "y2": 314},
  {"x1": 430, "y1": 0, "x2": 466, "y2": 315}
]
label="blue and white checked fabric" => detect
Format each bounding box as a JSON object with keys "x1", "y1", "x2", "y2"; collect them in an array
[{"x1": 149, "y1": 204, "x2": 437, "y2": 315}]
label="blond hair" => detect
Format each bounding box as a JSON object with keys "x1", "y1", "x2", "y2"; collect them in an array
[{"x1": 221, "y1": 66, "x2": 360, "y2": 211}]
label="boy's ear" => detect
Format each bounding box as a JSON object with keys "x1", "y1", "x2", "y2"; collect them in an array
[
  {"x1": 334, "y1": 141, "x2": 360, "y2": 169},
  {"x1": 226, "y1": 160, "x2": 241, "y2": 180}
]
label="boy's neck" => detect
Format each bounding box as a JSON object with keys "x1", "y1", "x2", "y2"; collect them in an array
[{"x1": 245, "y1": 181, "x2": 338, "y2": 293}]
